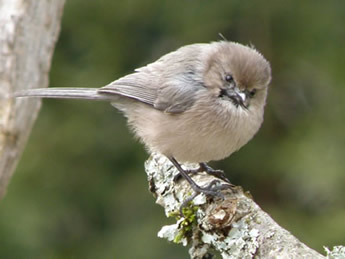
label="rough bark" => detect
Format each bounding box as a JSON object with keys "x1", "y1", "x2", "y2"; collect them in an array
[
  {"x1": 146, "y1": 153, "x2": 328, "y2": 259},
  {"x1": 0, "y1": 0, "x2": 65, "y2": 199}
]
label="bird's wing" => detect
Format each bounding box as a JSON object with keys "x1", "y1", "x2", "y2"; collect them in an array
[
  {"x1": 98, "y1": 71, "x2": 159, "y2": 107},
  {"x1": 99, "y1": 45, "x2": 206, "y2": 113},
  {"x1": 152, "y1": 72, "x2": 203, "y2": 113}
]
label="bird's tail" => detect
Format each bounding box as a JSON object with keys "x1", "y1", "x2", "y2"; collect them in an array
[{"x1": 14, "y1": 88, "x2": 116, "y2": 101}]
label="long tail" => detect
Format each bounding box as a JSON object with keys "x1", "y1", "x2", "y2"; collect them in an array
[{"x1": 14, "y1": 87, "x2": 116, "y2": 101}]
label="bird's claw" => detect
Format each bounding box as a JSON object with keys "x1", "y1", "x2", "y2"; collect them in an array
[{"x1": 179, "y1": 180, "x2": 233, "y2": 216}]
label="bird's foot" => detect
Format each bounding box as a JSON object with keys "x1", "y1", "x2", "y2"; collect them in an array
[
  {"x1": 168, "y1": 157, "x2": 234, "y2": 216},
  {"x1": 174, "y1": 162, "x2": 231, "y2": 184},
  {"x1": 179, "y1": 179, "x2": 233, "y2": 216}
]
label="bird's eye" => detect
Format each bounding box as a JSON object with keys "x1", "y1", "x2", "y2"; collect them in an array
[
  {"x1": 249, "y1": 89, "x2": 257, "y2": 98},
  {"x1": 225, "y1": 74, "x2": 234, "y2": 83}
]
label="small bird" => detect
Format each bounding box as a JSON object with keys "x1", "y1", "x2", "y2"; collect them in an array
[{"x1": 15, "y1": 41, "x2": 271, "y2": 204}]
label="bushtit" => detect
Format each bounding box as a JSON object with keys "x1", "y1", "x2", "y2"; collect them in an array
[{"x1": 15, "y1": 41, "x2": 271, "y2": 203}]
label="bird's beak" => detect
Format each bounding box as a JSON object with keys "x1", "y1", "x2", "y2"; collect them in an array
[{"x1": 222, "y1": 87, "x2": 248, "y2": 109}]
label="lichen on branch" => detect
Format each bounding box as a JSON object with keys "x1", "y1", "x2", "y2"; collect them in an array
[{"x1": 145, "y1": 153, "x2": 325, "y2": 259}]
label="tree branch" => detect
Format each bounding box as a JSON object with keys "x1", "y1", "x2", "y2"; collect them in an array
[
  {"x1": 145, "y1": 153, "x2": 327, "y2": 258},
  {"x1": 0, "y1": 0, "x2": 65, "y2": 199}
]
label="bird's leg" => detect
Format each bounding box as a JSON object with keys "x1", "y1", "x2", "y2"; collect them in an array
[
  {"x1": 168, "y1": 157, "x2": 233, "y2": 215},
  {"x1": 174, "y1": 162, "x2": 231, "y2": 183}
]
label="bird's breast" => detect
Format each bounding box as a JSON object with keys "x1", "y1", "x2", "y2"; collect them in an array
[
  {"x1": 172, "y1": 102, "x2": 263, "y2": 162},
  {"x1": 129, "y1": 98, "x2": 264, "y2": 163}
]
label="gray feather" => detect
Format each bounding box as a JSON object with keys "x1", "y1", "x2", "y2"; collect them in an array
[
  {"x1": 99, "y1": 83, "x2": 156, "y2": 106},
  {"x1": 14, "y1": 88, "x2": 115, "y2": 101},
  {"x1": 99, "y1": 70, "x2": 158, "y2": 107},
  {"x1": 99, "y1": 44, "x2": 207, "y2": 113}
]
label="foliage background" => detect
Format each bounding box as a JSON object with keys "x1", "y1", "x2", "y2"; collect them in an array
[{"x1": 1, "y1": 0, "x2": 344, "y2": 258}]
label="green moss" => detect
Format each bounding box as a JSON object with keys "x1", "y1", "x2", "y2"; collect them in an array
[{"x1": 170, "y1": 204, "x2": 199, "y2": 244}]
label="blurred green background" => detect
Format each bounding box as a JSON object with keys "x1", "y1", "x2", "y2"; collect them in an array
[{"x1": 1, "y1": 0, "x2": 345, "y2": 258}]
